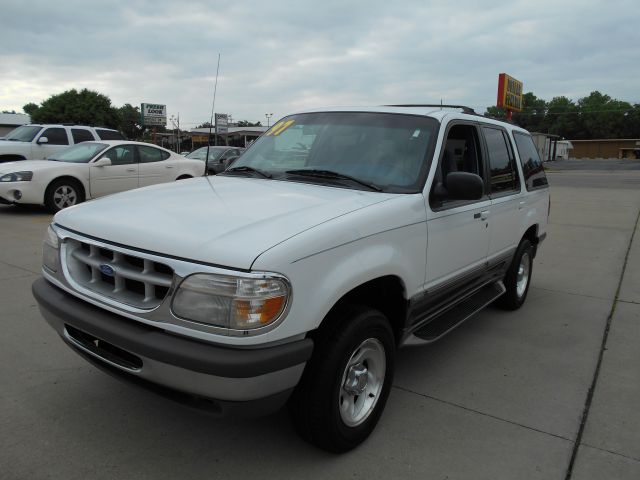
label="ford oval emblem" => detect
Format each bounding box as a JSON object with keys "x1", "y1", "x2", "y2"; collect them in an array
[{"x1": 100, "y1": 264, "x2": 115, "y2": 277}]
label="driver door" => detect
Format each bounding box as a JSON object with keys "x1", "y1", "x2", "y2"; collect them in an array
[{"x1": 89, "y1": 144, "x2": 139, "y2": 197}]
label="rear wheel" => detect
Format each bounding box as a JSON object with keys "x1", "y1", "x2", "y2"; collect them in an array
[
  {"x1": 289, "y1": 305, "x2": 395, "y2": 452},
  {"x1": 498, "y1": 238, "x2": 533, "y2": 310},
  {"x1": 44, "y1": 179, "x2": 84, "y2": 213}
]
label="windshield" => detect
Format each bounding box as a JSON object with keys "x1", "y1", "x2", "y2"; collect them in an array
[
  {"x1": 224, "y1": 112, "x2": 438, "y2": 193},
  {"x1": 4, "y1": 125, "x2": 43, "y2": 142},
  {"x1": 49, "y1": 142, "x2": 109, "y2": 163},
  {"x1": 186, "y1": 147, "x2": 225, "y2": 161}
]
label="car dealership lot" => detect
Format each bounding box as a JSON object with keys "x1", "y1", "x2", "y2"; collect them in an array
[{"x1": 2, "y1": 162, "x2": 639, "y2": 479}]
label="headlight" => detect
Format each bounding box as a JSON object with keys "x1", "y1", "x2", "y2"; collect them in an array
[
  {"x1": 42, "y1": 224, "x2": 60, "y2": 272},
  {"x1": 0, "y1": 171, "x2": 33, "y2": 182},
  {"x1": 172, "y1": 273, "x2": 290, "y2": 331}
]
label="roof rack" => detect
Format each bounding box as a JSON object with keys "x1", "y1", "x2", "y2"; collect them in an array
[{"x1": 384, "y1": 104, "x2": 477, "y2": 115}]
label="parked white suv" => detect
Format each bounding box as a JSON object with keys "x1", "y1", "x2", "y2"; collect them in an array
[
  {"x1": 33, "y1": 106, "x2": 549, "y2": 452},
  {"x1": 0, "y1": 124, "x2": 124, "y2": 162}
]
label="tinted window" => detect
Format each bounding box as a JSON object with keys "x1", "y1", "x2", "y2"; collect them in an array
[
  {"x1": 41, "y1": 128, "x2": 69, "y2": 145},
  {"x1": 430, "y1": 123, "x2": 485, "y2": 208},
  {"x1": 71, "y1": 129, "x2": 95, "y2": 143},
  {"x1": 483, "y1": 127, "x2": 519, "y2": 194},
  {"x1": 513, "y1": 132, "x2": 548, "y2": 190},
  {"x1": 138, "y1": 146, "x2": 165, "y2": 163},
  {"x1": 96, "y1": 129, "x2": 125, "y2": 140},
  {"x1": 103, "y1": 145, "x2": 136, "y2": 165}
]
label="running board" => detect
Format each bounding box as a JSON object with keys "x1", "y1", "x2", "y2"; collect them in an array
[{"x1": 403, "y1": 281, "x2": 506, "y2": 346}]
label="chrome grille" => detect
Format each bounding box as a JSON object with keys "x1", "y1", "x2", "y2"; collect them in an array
[{"x1": 64, "y1": 239, "x2": 173, "y2": 309}]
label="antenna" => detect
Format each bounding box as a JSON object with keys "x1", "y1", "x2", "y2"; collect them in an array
[{"x1": 205, "y1": 53, "x2": 221, "y2": 177}]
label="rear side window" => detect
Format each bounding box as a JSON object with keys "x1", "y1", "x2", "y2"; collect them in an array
[
  {"x1": 96, "y1": 129, "x2": 125, "y2": 140},
  {"x1": 483, "y1": 126, "x2": 519, "y2": 195},
  {"x1": 71, "y1": 129, "x2": 95, "y2": 143},
  {"x1": 41, "y1": 128, "x2": 69, "y2": 145},
  {"x1": 138, "y1": 145, "x2": 169, "y2": 163},
  {"x1": 513, "y1": 132, "x2": 548, "y2": 190}
]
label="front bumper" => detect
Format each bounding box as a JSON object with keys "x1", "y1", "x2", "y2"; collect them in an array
[{"x1": 32, "y1": 278, "x2": 313, "y2": 416}]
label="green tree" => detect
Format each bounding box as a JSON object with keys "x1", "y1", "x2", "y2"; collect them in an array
[
  {"x1": 29, "y1": 89, "x2": 119, "y2": 128},
  {"x1": 544, "y1": 96, "x2": 581, "y2": 139},
  {"x1": 22, "y1": 103, "x2": 39, "y2": 116},
  {"x1": 237, "y1": 120, "x2": 263, "y2": 127},
  {"x1": 578, "y1": 91, "x2": 631, "y2": 139},
  {"x1": 118, "y1": 103, "x2": 143, "y2": 140}
]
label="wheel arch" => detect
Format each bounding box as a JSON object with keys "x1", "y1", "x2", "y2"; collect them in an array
[
  {"x1": 0, "y1": 154, "x2": 27, "y2": 163},
  {"x1": 315, "y1": 275, "x2": 408, "y2": 346}
]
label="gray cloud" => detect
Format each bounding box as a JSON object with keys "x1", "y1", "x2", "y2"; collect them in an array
[{"x1": 1, "y1": 0, "x2": 638, "y2": 127}]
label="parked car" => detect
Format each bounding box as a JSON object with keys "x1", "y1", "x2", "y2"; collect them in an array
[
  {"x1": 0, "y1": 140, "x2": 205, "y2": 212},
  {"x1": 0, "y1": 124, "x2": 125, "y2": 163},
  {"x1": 33, "y1": 106, "x2": 549, "y2": 452},
  {"x1": 186, "y1": 146, "x2": 244, "y2": 174}
]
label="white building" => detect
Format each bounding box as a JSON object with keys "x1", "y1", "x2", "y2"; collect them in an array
[{"x1": 0, "y1": 113, "x2": 31, "y2": 138}]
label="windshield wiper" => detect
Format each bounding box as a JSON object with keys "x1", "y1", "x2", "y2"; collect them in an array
[
  {"x1": 223, "y1": 166, "x2": 272, "y2": 179},
  {"x1": 285, "y1": 169, "x2": 382, "y2": 192}
]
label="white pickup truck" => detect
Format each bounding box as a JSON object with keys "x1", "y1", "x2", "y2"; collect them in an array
[
  {"x1": 0, "y1": 124, "x2": 124, "y2": 162},
  {"x1": 33, "y1": 105, "x2": 549, "y2": 452}
]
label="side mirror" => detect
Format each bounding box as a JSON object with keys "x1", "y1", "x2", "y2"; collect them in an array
[
  {"x1": 37, "y1": 136, "x2": 49, "y2": 144},
  {"x1": 93, "y1": 157, "x2": 112, "y2": 167},
  {"x1": 444, "y1": 172, "x2": 484, "y2": 200}
]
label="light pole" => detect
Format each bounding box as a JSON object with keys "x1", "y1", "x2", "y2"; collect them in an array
[{"x1": 265, "y1": 113, "x2": 273, "y2": 128}]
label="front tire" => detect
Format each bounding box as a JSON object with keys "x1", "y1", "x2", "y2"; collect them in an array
[
  {"x1": 44, "y1": 179, "x2": 84, "y2": 213},
  {"x1": 498, "y1": 238, "x2": 534, "y2": 310},
  {"x1": 289, "y1": 305, "x2": 395, "y2": 453}
]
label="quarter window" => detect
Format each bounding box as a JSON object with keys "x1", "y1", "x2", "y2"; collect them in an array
[
  {"x1": 483, "y1": 127, "x2": 519, "y2": 194},
  {"x1": 96, "y1": 129, "x2": 125, "y2": 140},
  {"x1": 513, "y1": 132, "x2": 548, "y2": 190},
  {"x1": 71, "y1": 129, "x2": 95, "y2": 144},
  {"x1": 41, "y1": 128, "x2": 69, "y2": 145}
]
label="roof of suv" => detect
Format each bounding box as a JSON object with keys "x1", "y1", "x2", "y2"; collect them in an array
[{"x1": 287, "y1": 106, "x2": 529, "y2": 134}]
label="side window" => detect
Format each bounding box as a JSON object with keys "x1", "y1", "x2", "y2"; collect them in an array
[
  {"x1": 96, "y1": 129, "x2": 125, "y2": 140},
  {"x1": 103, "y1": 145, "x2": 136, "y2": 165},
  {"x1": 483, "y1": 127, "x2": 519, "y2": 195},
  {"x1": 161, "y1": 150, "x2": 171, "y2": 160},
  {"x1": 138, "y1": 146, "x2": 165, "y2": 163},
  {"x1": 41, "y1": 128, "x2": 69, "y2": 145},
  {"x1": 430, "y1": 123, "x2": 484, "y2": 207},
  {"x1": 71, "y1": 129, "x2": 95, "y2": 144},
  {"x1": 513, "y1": 132, "x2": 548, "y2": 190}
]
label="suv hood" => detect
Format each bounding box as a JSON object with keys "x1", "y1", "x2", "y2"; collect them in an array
[{"x1": 54, "y1": 176, "x2": 393, "y2": 270}]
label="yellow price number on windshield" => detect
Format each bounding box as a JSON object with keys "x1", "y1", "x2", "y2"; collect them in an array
[{"x1": 266, "y1": 119, "x2": 295, "y2": 136}]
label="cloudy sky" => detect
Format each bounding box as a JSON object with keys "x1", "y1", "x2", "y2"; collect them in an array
[{"x1": 1, "y1": 0, "x2": 638, "y2": 128}]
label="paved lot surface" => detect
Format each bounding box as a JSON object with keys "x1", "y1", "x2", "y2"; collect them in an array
[{"x1": 2, "y1": 160, "x2": 639, "y2": 479}]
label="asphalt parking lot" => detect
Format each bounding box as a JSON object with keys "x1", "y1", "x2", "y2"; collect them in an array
[{"x1": 2, "y1": 160, "x2": 639, "y2": 479}]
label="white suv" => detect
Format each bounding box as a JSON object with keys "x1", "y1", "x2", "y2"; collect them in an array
[
  {"x1": 0, "y1": 124, "x2": 124, "y2": 162},
  {"x1": 33, "y1": 106, "x2": 549, "y2": 452}
]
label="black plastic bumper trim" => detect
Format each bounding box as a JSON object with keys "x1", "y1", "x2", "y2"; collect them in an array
[{"x1": 32, "y1": 277, "x2": 313, "y2": 378}]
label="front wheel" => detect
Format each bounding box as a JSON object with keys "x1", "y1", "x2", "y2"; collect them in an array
[
  {"x1": 44, "y1": 179, "x2": 84, "y2": 213},
  {"x1": 498, "y1": 238, "x2": 534, "y2": 310},
  {"x1": 289, "y1": 305, "x2": 395, "y2": 453}
]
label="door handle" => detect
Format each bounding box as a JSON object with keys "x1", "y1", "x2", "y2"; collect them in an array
[
  {"x1": 126, "y1": 168, "x2": 136, "y2": 172},
  {"x1": 480, "y1": 210, "x2": 490, "y2": 220},
  {"x1": 165, "y1": 165, "x2": 174, "y2": 169},
  {"x1": 518, "y1": 201, "x2": 526, "y2": 210}
]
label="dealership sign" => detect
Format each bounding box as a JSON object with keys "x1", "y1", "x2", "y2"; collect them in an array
[
  {"x1": 140, "y1": 103, "x2": 167, "y2": 127},
  {"x1": 215, "y1": 113, "x2": 228, "y2": 134},
  {"x1": 496, "y1": 74, "x2": 523, "y2": 112}
]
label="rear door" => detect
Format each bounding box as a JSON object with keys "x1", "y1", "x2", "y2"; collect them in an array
[
  {"x1": 137, "y1": 145, "x2": 175, "y2": 187},
  {"x1": 481, "y1": 125, "x2": 523, "y2": 264},
  {"x1": 89, "y1": 144, "x2": 139, "y2": 197}
]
